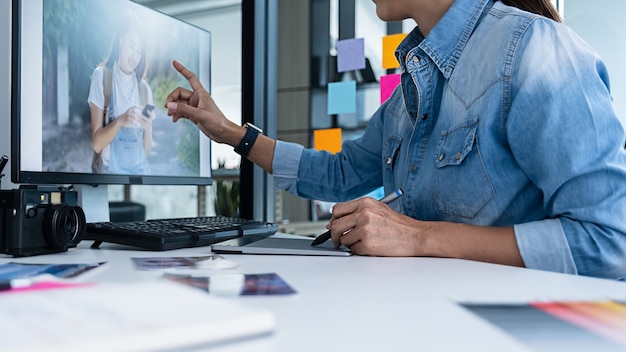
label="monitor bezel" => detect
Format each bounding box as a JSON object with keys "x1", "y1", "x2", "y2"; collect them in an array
[{"x1": 10, "y1": 0, "x2": 213, "y2": 186}]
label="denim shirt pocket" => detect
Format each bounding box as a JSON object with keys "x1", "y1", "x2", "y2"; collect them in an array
[
  {"x1": 382, "y1": 136, "x2": 402, "y2": 189},
  {"x1": 383, "y1": 136, "x2": 402, "y2": 170},
  {"x1": 432, "y1": 118, "x2": 494, "y2": 219}
]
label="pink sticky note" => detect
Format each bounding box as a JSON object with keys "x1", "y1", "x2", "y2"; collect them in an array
[{"x1": 380, "y1": 73, "x2": 401, "y2": 104}]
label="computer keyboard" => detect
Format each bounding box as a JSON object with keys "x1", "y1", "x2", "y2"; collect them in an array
[{"x1": 85, "y1": 215, "x2": 279, "y2": 251}]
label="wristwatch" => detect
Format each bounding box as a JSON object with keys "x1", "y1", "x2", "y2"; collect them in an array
[{"x1": 234, "y1": 122, "x2": 263, "y2": 158}]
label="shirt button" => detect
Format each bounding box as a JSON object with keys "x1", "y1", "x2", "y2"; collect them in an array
[
  {"x1": 386, "y1": 157, "x2": 392, "y2": 165},
  {"x1": 455, "y1": 152, "x2": 462, "y2": 160},
  {"x1": 410, "y1": 164, "x2": 417, "y2": 172},
  {"x1": 438, "y1": 153, "x2": 445, "y2": 161},
  {"x1": 421, "y1": 113, "x2": 428, "y2": 121},
  {"x1": 412, "y1": 56, "x2": 420, "y2": 63}
]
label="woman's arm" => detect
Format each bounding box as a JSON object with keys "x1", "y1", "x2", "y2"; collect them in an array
[
  {"x1": 90, "y1": 103, "x2": 144, "y2": 153},
  {"x1": 90, "y1": 103, "x2": 116, "y2": 153}
]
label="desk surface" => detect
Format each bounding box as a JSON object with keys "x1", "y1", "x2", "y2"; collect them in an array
[{"x1": 2, "y1": 237, "x2": 626, "y2": 352}]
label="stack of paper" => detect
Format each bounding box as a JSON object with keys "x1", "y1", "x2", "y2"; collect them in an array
[{"x1": 0, "y1": 280, "x2": 275, "y2": 351}]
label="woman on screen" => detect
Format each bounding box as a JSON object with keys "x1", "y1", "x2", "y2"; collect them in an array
[
  {"x1": 166, "y1": 0, "x2": 626, "y2": 280},
  {"x1": 88, "y1": 12, "x2": 154, "y2": 174}
]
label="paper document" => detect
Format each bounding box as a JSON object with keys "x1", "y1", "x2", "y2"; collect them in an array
[{"x1": 0, "y1": 280, "x2": 275, "y2": 351}]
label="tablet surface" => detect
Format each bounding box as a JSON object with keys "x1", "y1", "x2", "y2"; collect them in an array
[{"x1": 212, "y1": 236, "x2": 351, "y2": 256}]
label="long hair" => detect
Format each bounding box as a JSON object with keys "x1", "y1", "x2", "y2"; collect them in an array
[
  {"x1": 498, "y1": 0, "x2": 561, "y2": 22},
  {"x1": 102, "y1": 12, "x2": 147, "y2": 84}
]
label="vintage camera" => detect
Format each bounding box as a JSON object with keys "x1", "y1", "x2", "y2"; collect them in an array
[{"x1": 0, "y1": 187, "x2": 86, "y2": 257}]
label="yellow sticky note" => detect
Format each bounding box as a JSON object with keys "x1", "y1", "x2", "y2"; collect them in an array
[
  {"x1": 314, "y1": 128, "x2": 342, "y2": 154},
  {"x1": 382, "y1": 33, "x2": 407, "y2": 69}
]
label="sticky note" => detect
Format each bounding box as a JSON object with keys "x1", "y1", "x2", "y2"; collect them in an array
[
  {"x1": 380, "y1": 73, "x2": 401, "y2": 104},
  {"x1": 327, "y1": 81, "x2": 356, "y2": 115},
  {"x1": 382, "y1": 33, "x2": 407, "y2": 69},
  {"x1": 337, "y1": 38, "x2": 365, "y2": 73},
  {"x1": 314, "y1": 128, "x2": 342, "y2": 154}
]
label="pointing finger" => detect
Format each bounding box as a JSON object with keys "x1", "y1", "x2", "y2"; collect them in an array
[{"x1": 172, "y1": 60, "x2": 205, "y2": 92}]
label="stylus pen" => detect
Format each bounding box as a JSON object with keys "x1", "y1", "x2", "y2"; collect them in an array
[{"x1": 311, "y1": 188, "x2": 404, "y2": 247}]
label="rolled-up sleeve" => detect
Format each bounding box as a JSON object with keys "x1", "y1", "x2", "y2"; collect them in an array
[
  {"x1": 514, "y1": 220, "x2": 577, "y2": 275},
  {"x1": 272, "y1": 140, "x2": 304, "y2": 194}
]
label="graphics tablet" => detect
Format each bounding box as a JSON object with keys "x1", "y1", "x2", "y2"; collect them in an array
[{"x1": 211, "y1": 235, "x2": 351, "y2": 256}]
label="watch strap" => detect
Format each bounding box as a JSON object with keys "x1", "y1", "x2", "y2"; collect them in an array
[{"x1": 234, "y1": 125, "x2": 261, "y2": 158}]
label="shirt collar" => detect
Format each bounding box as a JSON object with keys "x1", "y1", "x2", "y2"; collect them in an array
[{"x1": 396, "y1": 0, "x2": 494, "y2": 79}]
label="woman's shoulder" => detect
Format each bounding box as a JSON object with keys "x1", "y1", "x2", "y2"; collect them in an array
[{"x1": 91, "y1": 64, "x2": 106, "y2": 80}]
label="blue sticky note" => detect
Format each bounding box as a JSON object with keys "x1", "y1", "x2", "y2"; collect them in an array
[
  {"x1": 337, "y1": 38, "x2": 365, "y2": 73},
  {"x1": 327, "y1": 81, "x2": 356, "y2": 115}
]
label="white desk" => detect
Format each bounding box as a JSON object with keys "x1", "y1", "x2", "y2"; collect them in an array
[{"x1": 2, "y1": 237, "x2": 626, "y2": 352}]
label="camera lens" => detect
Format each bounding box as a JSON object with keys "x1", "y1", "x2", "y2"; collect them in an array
[{"x1": 42, "y1": 204, "x2": 86, "y2": 249}]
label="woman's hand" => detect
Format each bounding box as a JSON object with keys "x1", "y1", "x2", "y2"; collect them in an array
[
  {"x1": 165, "y1": 60, "x2": 242, "y2": 146},
  {"x1": 117, "y1": 106, "x2": 145, "y2": 128},
  {"x1": 328, "y1": 197, "x2": 422, "y2": 256},
  {"x1": 137, "y1": 108, "x2": 153, "y2": 131}
]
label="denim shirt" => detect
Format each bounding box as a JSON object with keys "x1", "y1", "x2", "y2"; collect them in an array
[{"x1": 273, "y1": 0, "x2": 626, "y2": 279}]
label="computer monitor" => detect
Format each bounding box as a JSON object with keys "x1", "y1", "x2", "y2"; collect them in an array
[{"x1": 10, "y1": 0, "x2": 212, "y2": 221}]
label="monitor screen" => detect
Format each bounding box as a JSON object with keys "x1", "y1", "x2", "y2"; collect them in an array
[{"x1": 11, "y1": 0, "x2": 212, "y2": 186}]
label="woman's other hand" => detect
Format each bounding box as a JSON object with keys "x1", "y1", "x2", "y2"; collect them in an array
[{"x1": 117, "y1": 106, "x2": 145, "y2": 128}]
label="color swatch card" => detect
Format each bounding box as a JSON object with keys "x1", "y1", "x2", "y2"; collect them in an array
[{"x1": 461, "y1": 300, "x2": 626, "y2": 351}]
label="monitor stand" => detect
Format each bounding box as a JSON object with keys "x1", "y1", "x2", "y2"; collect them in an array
[{"x1": 75, "y1": 184, "x2": 110, "y2": 223}]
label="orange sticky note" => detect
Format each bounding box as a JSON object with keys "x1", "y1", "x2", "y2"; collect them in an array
[
  {"x1": 314, "y1": 128, "x2": 342, "y2": 154},
  {"x1": 382, "y1": 33, "x2": 407, "y2": 69}
]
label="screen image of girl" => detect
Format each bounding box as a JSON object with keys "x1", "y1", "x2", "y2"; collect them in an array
[{"x1": 88, "y1": 12, "x2": 154, "y2": 174}]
